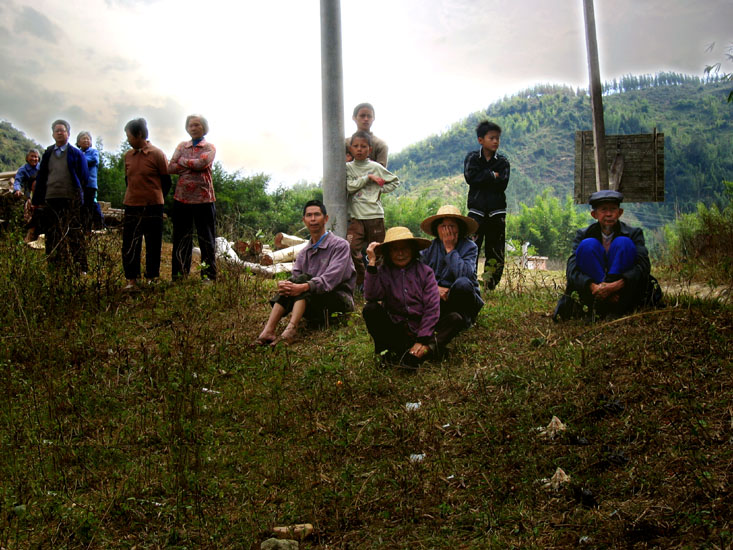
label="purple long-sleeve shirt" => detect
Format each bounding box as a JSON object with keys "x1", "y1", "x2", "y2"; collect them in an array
[
  {"x1": 364, "y1": 261, "x2": 440, "y2": 340},
  {"x1": 293, "y1": 231, "x2": 356, "y2": 306}
]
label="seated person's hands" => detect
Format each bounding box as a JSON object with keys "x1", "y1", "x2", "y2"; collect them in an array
[
  {"x1": 590, "y1": 279, "x2": 625, "y2": 301},
  {"x1": 408, "y1": 342, "x2": 429, "y2": 359},
  {"x1": 438, "y1": 286, "x2": 450, "y2": 301},
  {"x1": 277, "y1": 280, "x2": 308, "y2": 297}
]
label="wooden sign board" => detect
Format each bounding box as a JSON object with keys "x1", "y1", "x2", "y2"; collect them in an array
[{"x1": 574, "y1": 130, "x2": 664, "y2": 203}]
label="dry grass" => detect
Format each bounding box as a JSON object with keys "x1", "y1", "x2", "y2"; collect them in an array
[{"x1": 0, "y1": 230, "x2": 731, "y2": 549}]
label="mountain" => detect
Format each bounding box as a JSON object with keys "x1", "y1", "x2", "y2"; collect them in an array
[
  {"x1": 388, "y1": 73, "x2": 733, "y2": 229},
  {"x1": 0, "y1": 121, "x2": 44, "y2": 172}
]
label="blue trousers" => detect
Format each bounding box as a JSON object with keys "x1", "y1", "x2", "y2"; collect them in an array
[{"x1": 576, "y1": 237, "x2": 636, "y2": 283}]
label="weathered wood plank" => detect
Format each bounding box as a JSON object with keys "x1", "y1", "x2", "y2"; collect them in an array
[{"x1": 574, "y1": 131, "x2": 665, "y2": 203}]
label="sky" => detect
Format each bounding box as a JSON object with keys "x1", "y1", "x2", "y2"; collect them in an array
[{"x1": 1, "y1": 0, "x2": 731, "y2": 186}]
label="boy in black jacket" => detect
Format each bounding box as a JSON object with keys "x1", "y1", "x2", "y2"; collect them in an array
[{"x1": 463, "y1": 121, "x2": 510, "y2": 289}]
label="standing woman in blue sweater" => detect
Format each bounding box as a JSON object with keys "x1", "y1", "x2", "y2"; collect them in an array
[{"x1": 76, "y1": 131, "x2": 104, "y2": 230}]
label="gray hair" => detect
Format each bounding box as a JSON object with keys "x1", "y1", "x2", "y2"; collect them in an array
[
  {"x1": 51, "y1": 119, "x2": 70, "y2": 133},
  {"x1": 26, "y1": 148, "x2": 40, "y2": 160},
  {"x1": 76, "y1": 131, "x2": 92, "y2": 147},
  {"x1": 185, "y1": 114, "x2": 209, "y2": 135}
]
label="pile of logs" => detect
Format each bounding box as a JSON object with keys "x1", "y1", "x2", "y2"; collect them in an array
[{"x1": 198, "y1": 232, "x2": 308, "y2": 277}]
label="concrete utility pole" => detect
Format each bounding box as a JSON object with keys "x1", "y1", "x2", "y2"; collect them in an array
[
  {"x1": 583, "y1": 0, "x2": 609, "y2": 191},
  {"x1": 320, "y1": 0, "x2": 347, "y2": 236}
]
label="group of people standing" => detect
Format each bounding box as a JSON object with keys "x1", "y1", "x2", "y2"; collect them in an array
[
  {"x1": 14, "y1": 130, "x2": 102, "y2": 243},
  {"x1": 18, "y1": 115, "x2": 219, "y2": 287},
  {"x1": 120, "y1": 115, "x2": 217, "y2": 289}
]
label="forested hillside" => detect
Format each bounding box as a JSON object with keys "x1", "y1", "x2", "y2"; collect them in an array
[
  {"x1": 2, "y1": 73, "x2": 730, "y2": 238},
  {"x1": 0, "y1": 121, "x2": 44, "y2": 171},
  {"x1": 389, "y1": 73, "x2": 733, "y2": 229}
]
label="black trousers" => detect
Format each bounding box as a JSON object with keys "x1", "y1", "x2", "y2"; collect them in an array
[
  {"x1": 362, "y1": 302, "x2": 464, "y2": 362},
  {"x1": 171, "y1": 201, "x2": 217, "y2": 280},
  {"x1": 81, "y1": 187, "x2": 104, "y2": 231},
  {"x1": 471, "y1": 213, "x2": 505, "y2": 290},
  {"x1": 269, "y1": 273, "x2": 353, "y2": 327},
  {"x1": 122, "y1": 205, "x2": 163, "y2": 280},
  {"x1": 43, "y1": 198, "x2": 87, "y2": 271}
]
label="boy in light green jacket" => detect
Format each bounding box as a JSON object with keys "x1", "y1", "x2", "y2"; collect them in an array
[{"x1": 346, "y1": 130, "x2": 400, "y2": 286}]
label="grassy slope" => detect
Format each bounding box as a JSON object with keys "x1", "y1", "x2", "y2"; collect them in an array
[{"x1": 0, "y1": 230, "x2": 731, "y2": 549}]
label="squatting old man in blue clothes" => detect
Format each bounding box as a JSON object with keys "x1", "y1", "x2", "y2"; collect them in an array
[
  {"x1": 420, "y1": 205, "x2": 484, "y2": 328},
  {"x1": 554, "y1": 190, "x2": 659, "y2": 320}
]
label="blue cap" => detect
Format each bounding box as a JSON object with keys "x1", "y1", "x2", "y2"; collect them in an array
[{"x1": 589, "y1": 190, "x2": 623, "y2": 208}]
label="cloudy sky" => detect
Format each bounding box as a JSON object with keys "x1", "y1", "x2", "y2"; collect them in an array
[{"x1": 0, "y1": 0, "x2": 730, "y2": 186}]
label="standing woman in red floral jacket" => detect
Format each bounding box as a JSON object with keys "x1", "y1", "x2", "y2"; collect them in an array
[{"x1": 168, "y1": 114, "x2": 217, "y2": 281}]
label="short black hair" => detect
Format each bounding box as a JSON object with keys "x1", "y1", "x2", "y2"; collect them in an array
[
  {"x1": 350, "y1": 131, "x2": 372, "y2": 146},
  {"x1": 352, "y1": 102, "x2": 375, "y2": 118},
  {"x1": 303, "y1": 199, "x2": 327, "y2": 216},
  {"x1": 476, "y1": 120, "x2": 502, "y2": 138},
  {"x1": 124, "y1": 118, "x2": 149, "y2": 140}
]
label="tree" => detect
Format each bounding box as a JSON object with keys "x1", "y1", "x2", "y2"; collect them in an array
[
  {"x1": 705, "y1": 41, "x2": 733, "y2": 102},
  {"x1": 383, "y1": 192, "x2": 443, "y2": 237},
  {"x1": 506, "y1": 192, "x2": 588, "y2": 260},
  {"x1": 96, "y1": 139, "x2": 129, "y2": 207}
]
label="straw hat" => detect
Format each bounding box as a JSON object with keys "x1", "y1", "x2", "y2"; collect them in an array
[
  {"x1": 375, "y1": 226, "x2": 431, "y2": 254},
  {"x1": 420, "y1": 204, "x2": 478, "y2": 237}
]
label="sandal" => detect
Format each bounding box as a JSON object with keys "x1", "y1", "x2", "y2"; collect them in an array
[
  {"x1": 271, "y1": 324, "x2": 298, "y2": 346},
  {"x1": 255, "y1": 333, "x2": 276, "y2": 346}
]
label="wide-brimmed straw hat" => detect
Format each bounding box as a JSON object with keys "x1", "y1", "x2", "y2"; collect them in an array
[
  {"x1": 420, "y1": 204, "x2": 478, "y2": 237},
  {"x1": 375, "y1": 226, "x2": 431, "y2": 254}
]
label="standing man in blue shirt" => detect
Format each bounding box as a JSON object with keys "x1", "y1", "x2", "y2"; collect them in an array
[{"x1": 33, "y1": 119, "x2": 89, "y2": 272}]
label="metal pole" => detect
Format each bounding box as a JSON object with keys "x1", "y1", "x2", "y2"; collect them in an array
[
  {"x1": 583, "y1": 0, "x2": 608, "y2": 191},
  {"x1": 320, "y1": 0, "x2": 347, "y2": 236}
]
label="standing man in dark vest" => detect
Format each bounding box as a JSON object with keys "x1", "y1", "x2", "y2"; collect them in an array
[{"x1": 32, "y1": 119, "x2": 89, "y2": 272}]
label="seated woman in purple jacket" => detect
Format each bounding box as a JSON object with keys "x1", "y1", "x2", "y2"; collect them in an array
[
  {"x1": 420, "y1": 205, "x2": 484, "y2": 328},
  {"x1": 363, "y1": 227, "x2": 463, "y2": 366}
]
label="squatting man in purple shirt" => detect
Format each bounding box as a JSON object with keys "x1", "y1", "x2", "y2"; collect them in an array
[{"x1": 256, "y1": 199, "x2": 356, "y2": 346}]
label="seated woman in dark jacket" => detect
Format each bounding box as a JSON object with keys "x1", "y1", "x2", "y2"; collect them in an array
[
  {"x1": 420, "y1": 205, "x2": 484, "y2": 328},
  {"x1": 363, "y1": 226, "x2": 463, "y2": 366}
]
